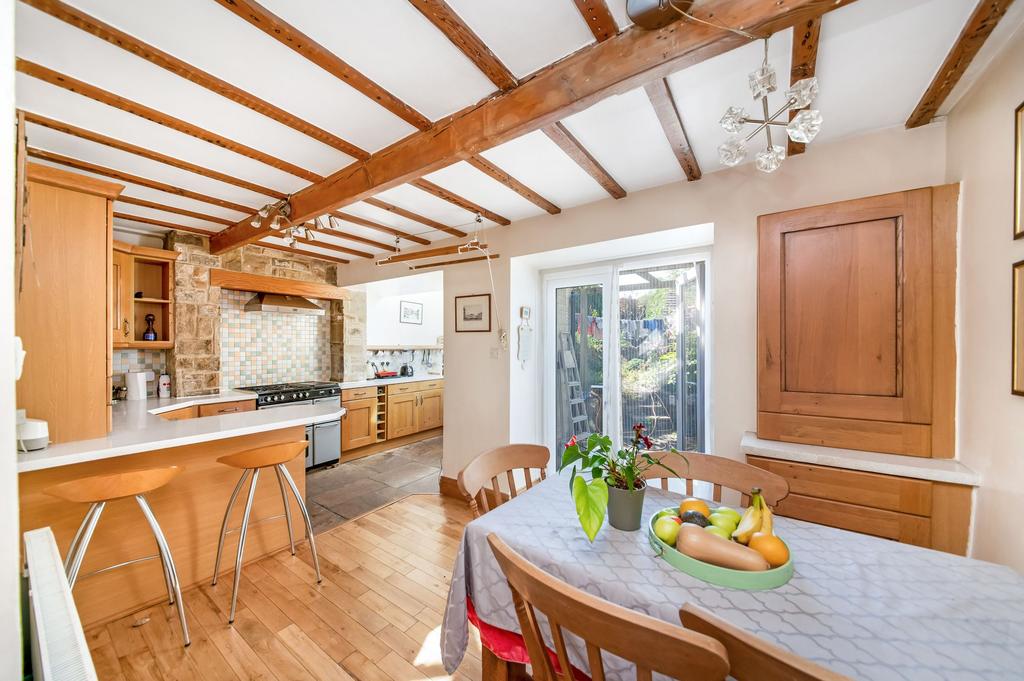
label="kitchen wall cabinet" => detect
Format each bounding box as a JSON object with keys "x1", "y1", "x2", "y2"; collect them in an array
[
  {"x1": 341, "y1": 397, "x2": 378, "y2": 451},
  {"x1": 16, "y1": 164, "x2": 122, "y2": 443},
  {"x1": 757, "y1": 185, "x2": 958, "y2": 457},
  {"x1": 112, "y1": 241, "x2": 178, "y2": 350}
]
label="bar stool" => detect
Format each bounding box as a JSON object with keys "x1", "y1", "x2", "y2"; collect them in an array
[
  {"x1": 46, "y1": 465, "x2": 190, "y2": 646},
  {"x1": 211, "y1": 440, "x2": 321, "y2": 623}
]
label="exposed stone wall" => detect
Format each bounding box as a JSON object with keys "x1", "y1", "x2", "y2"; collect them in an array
[
  {"x1": 165, "y1": 232, "x2": 222, "y2": 396},
  {"x1": 339, "y1": 291, "x2": 367, "y2": 381},
  {"x1": 222, "y1": 245, "x2": 337, "y2": 283}
]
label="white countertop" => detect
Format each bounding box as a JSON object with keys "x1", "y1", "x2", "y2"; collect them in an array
[
  {"x1": 17, "y1": 391, "x2": 344, "y2": 473},
  {"x1": 338, "y1": 375, "x2": 443, "y2": 390},
  {"x1": 740, "y1": 431, "x2": 980, "y2": 486}
]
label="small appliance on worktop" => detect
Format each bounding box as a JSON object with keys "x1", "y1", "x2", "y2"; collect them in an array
[{"x1": 237, "y1": 381, "x2": 341, "y2": 468}]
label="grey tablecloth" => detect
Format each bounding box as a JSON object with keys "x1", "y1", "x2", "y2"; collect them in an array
[{"x1": 441, "y1": 476, "x2": 1024, "y2": 680}]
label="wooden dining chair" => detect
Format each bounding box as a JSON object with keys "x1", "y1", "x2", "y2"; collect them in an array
[
  {"x1": 648, "y1": 451, "x2": 790, "y2": 505},
  {"x1": 679, "y1": 604, "x2": 852, "y2": 681},
  {"x1": 458, "y1": 444, "x2": 550, "y2": 518},
  {"x1": 488, "y1": 533, "x2": 730, "y2": 681}
]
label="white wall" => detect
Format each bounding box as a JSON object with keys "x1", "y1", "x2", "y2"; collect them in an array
[
  {"x1": 340, "y1": 123, "x2": 949, "y2": 478},
  {"x1": 1, "y1": 0, "x2": 23, "y2": 671},
  {"x1": 945, "y1": 30, "x2": 1024, "y2": 571},
  {"x1": 365, "y1": 271, "x2": 444, "y2": 347}
]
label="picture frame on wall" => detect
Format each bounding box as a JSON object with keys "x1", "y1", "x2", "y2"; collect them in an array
[
  {"x1": 1016, "y1": 100, "x2": 1023, "y2": 239},
  {"x1": 455, "y1": 294, "x2": 491, "y2": 333},
  {"x1": 399, "y1": 300, "x2": 423, "y2": 325},
  {"x1": 1014, "y1": 260, "x2": 1024, "y2": 395}
]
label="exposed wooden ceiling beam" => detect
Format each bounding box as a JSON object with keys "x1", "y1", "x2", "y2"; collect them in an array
[
  {"x1": 643, "y1": 79, "x2": 701, "y2": 181},
  {"x1": 308, "y1": 217, "x2": 398, "y2": 252},
  {"x1": 906, "y1": 0, "x2": 1015, "y2": 128},
  {"x1": 211, "y1": 0, "x2": 855, "y2": 254},
  {"x1": 410, "y1": 178, "x2": 504, "y2": 228},
  {"x1": 542, "y1": 122, "x2": 626, "y2": 198},
  {"x1": 21, "y1": 0, "x2": 368, "y2": 159},
  {"x1": 17, "y1": 59, "x2": 323, "y2": 183},
  {"x1": 573, "y1": 0, "x2": 618, "y2": 42},
  {"x1": 28, "y1": 147, "x2": 254, "y2": 213},
  {"x1": 787, "y1": 15, "x2": 821, "y2": 156},
  {"x1": 117, "y1": 196, "x2": 235, "y2": 226},
  {"x1": 378, "y1": 242, "x2": 487, "y2": 264},
  {"x1": 113, "y1": 212, "x2": 216, "y2": 235},
  {"x1": 466, "y1": 155, "x2": 560, "y2": 214},
  {"x1": 212, "y1": 0, "x2": 431, "y2": 131},
  {"x1": 22, "y1": 110, "x2": 287, "y2": 198},
  {"x1": 256, "y1": 241, "x2": 350, "y2": 264},
  {"x1": 361, "y1": 197, "x2": 460, "y2": 237},
  {"x1": 331, "y1": 211, "x2": 431, "y2": 246},
  {"x1": 291, "y1": 236, "x2": 371, "y2": 259},
  {"x1": 408, "y1": 253, "x2": 499, "y2": 270},
  {"x1": 408, "y1": 0, "x2": 517, "y2": 90}
]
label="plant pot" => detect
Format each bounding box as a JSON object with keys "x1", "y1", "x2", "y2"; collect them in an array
[{"x1": 607, "y1": 480, "x2": 647, "y2": 531}]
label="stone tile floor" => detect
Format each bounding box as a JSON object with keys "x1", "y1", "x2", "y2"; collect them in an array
[{"x1": 306, "y1": 435, "x2": 442, "y2": 534}]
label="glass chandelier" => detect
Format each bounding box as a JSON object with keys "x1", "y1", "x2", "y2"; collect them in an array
[{"x1": 717, "y1": 38, "x2": 822, "y2": 173}]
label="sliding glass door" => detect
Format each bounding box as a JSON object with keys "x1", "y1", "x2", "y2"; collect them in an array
[{"x1": 544, "y1": 255, "x2": 707, "y2": 459}]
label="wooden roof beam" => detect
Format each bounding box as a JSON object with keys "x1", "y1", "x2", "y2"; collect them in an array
[
  {"x1": 408, "y1": 0, "x2": 517, "y2": 90},
  {"x1": 330, "y1": 212, "x2": 431, "y2": 246},
  {"x1": 22, "y1": 110, "x2": 287, "y2": 198},
  {"x1": 117, "y1": 196, "x2": 235, "y2": 226},
  {"x1": 906, "y1": 0, "x2": 1015, "y2": 128},
  {"x1": 643, "y1": 79, "x2": 701, "y2": 181},
  {"x1": 361, "y1": 197, "x2": 462, "y2": 237},
  {"x1": 22, "y1": 0, "x2": 367, "y2": 159},
  {"x1": 28, "y1": 147, "x2": 254, "y2": 213},
  {"x1": 17, "y1": 59, "x2": 322, "y2": 183},
  {"x1": 466, "y1": 155, "x2": 560, "y2": 214},
  {"x1": 787, "y1": 15, "x2": 821, "y2": 155},
  {"x1": 210, "y1": 0, "x2": 856, "y2": 254},
  {"x1": 290, "y1": 235, "x2": 371, "y2": 259},
  {"x1": 543, "y1": 122, "x2": 626, "y2": 198},
  {"x1": 573, "y1": 0, "x2": 618, "y2": 42},
  {"x1": 410, "y1": 178, "x2": 503, "y2": 228},
  {"x1": 212, "y1": 0, "x2": 431, "y2": 131}
]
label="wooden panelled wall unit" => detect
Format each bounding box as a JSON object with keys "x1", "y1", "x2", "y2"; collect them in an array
[
  {"x1": 757, "y1": 185, "x2": 958, "y2": 458},
  {"x1": 17, "y1": 163, "x2": 123, "y2": 443},
  {"x1": 113, "y1": 241, "x2": 178, "y2": 349}
]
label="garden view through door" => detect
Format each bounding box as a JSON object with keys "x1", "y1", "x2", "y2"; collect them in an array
[{"x1": 553, "y1": 283, "x2": 605, "y2": 466}]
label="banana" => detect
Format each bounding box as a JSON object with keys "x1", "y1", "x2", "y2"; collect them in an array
[
  {"x1": 759, "y1": 494, "x2": 774, "y2": 536},
  {"x1": 731, "y1": 488, "x2": 763, "y2": 544}
]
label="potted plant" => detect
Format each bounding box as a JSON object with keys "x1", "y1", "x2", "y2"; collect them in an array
[{"x1": 559, "y1": 424, "x2": 682, "y2": 539}]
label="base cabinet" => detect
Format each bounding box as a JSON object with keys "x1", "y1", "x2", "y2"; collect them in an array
[
  {"x1": 342, "y1": 397, "x2": 378, "y2": 451},
  {"x1": 418, "y1": 389, "x2": 444, "y2": 430},
  {"x1": 387, "y1": 393, "x2": 418, "y2": 440}
]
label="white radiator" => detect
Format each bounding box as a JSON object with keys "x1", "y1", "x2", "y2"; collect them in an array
[{"x1": 23, "y1": 527, "x2": 97, "y2": 681}]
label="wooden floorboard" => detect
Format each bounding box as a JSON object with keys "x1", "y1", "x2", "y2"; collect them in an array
[{"x1": 88, "y1": 494, "x2": 478, "y2": 681}]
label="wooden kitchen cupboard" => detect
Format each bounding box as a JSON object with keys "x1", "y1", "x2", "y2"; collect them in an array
[
  {"x1": 112, "y1": 241, "x2": 177, "y2": 349},
  {"x1": 16, "y1": 164, "x2": 122, "y2": 442},
  {"x1": 757, "y1": 185, "x2": 958, "y2": 458},
  {"x1": 385, "y1": 379, "x2": 445, "y2": 441}
]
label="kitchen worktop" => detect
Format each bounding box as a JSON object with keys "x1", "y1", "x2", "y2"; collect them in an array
[
  {"x1": 17, "y1": 391, "x2": 344, "y2": 473},
  {"x1": 338, "y1": 375, "x2": 443, "y2": 390}
]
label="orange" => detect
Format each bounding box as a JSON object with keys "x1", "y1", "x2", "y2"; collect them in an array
[
  {"x1": 678, "y1": 498, "x2": 710, "y2": 518},
  {"x1": 748, "y1": 532, "x2": 790, "y2": 568}
]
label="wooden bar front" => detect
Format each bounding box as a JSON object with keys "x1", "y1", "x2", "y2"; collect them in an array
[{"x1": 19, "y1": 426, "x2": 307, "y2": 627}]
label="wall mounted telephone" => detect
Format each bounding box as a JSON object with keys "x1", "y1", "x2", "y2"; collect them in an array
[{"x1": 517, "y1": 306, "x2": 533, "y2": 365}]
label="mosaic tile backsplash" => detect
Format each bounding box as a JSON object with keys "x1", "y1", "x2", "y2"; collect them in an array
[
  {"x1": 112, "y1": 349, "x2": 167, "y2": 396},
  {"x1": 220, "y1": 289, "x2": 331, "y2": 388}
]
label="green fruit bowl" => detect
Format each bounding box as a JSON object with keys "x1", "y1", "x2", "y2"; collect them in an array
[{"x1": 648, "y1": 507, "x2": 794, "y2": 590}]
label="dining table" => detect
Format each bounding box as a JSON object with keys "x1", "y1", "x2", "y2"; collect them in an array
[{"x1": 441, "y1": 476, "x2": 1024, "y2": 681}]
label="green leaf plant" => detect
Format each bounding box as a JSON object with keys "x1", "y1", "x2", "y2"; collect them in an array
[{"x1": 558, "y1": 423, "x2": 686, "y2": 542}]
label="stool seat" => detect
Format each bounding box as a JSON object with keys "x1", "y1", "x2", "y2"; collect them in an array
[
  {"x1": 216, "y1": 441, "x2": 307, "y2": 470},
  {"x1": 46, "y1": 466, "x2": 181, "y2": 504}
]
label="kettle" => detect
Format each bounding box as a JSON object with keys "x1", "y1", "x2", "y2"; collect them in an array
[{"x1": 399, "y1": 363, "x2": 414, "y2": 377}]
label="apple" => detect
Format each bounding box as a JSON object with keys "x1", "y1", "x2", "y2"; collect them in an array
[
  {"x1": 707, "y1": 513, "x2": 738, "y2": 532},
  {"x1": 654, "y1": 516, "x2": 682, "y2": 545},
  {"x1": 711, "y1": 506, "x2": 742, "y2": 524},
  {"x1": 704, "y1": 525, "x2": 732, "y2": 540}
]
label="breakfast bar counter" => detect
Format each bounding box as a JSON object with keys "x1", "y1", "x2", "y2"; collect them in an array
[{"x1": 18, "y1": 392, "x2": 342, "y2": 627}]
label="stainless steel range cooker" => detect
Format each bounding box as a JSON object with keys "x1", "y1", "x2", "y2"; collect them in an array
[{"x1": 237, "y1": 381, "x2": 341, "y2": 468}]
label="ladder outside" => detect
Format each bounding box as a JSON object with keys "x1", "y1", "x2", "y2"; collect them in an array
[{"x1": 558, "y1": 332, "x2": 589, "y2": 440}]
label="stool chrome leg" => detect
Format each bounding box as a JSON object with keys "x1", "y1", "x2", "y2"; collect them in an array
[
  {"x1": 63, "y1": 503, "x2": 100, "y2": 573},
  {"x1": 277, "y1": 464, "x2": 322, "y2": 583},
  {"x1": 136, "y1": 495, "x2": 190, "y2": 647},
  {"x1": 229, "y1": 468, "x2": 260, "y2": 624},
  {"x1": 67, "y1": 501, "x2": 106, "y2": 589},
  {"x1": 212, "y1": 468, "x2": 251, "y2": 586},
  {"x1": 274, "y1": 466, "x2": 296, "y2": 556}
]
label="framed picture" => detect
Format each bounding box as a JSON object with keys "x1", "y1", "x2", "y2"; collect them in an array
[
  {"x1": 399, "y1": 300, "x2": 423, "y2": 325},
  {"x1": 1014, "y1": 260, "x2": 1024, "y2": 395},
  {"x1": 1016, "y1": 100, "x2": 1024, "y2": 239},
  {"x1": 455, "y1": 294, "x2": 491, "y2": 332}
]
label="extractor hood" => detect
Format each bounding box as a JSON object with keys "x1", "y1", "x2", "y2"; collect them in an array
[{"x1": 243, "y1": 293, "x2": 325, "y2": 316}]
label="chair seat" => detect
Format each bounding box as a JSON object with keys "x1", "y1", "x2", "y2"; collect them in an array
[
  {"x1": 216, "y1": 441, "x2": 308, "y2": 470},
  {"x1": 46, "y1": 466, "x2": 181, "y2": 503}
]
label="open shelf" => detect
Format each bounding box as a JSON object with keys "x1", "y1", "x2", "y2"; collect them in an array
[
  {"x1": 133, "y1": 297, "x2": 171, "y2": 304},
  {"x1": 115, "y1": 340, "x2": 174, "y2": 350}
]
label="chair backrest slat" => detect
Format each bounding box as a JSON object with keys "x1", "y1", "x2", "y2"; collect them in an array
[
  {"x1": 679, "y1": 604, "x2": 851, "y2": 681},
  {"x1": 586, "y1": 643, "x2": 606, "y2": 681},
  {"x1": 523, "y1": 468, "x2": 534, "y2": 489},
  {"x1": 512, "y1": 591, "x2": 557, "y2": 681},
  {"x1": 540, "y1": 467, "x2": 547, "y2": 480},
  {"x1": 637, "y1": 666, "x2": 653, "y2": 681},
  {"x1": 489, "y1": 534, "x2": 729, "y2": 681},
  {"x1": 648, "y1": 451, "x2": 789, "y2": 505},
  {"x1": 458, "y1": 444, "x2": 551, "y2": 518},
  {"x1": 712, "y1": 483, "x2": 722, "y2": 502}
]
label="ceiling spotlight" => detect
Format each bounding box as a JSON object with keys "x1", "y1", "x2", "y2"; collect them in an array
[
  {"x1": 475, "y1": 212, "x2": 483, "y2": 224},
  {"x1": 250, "y1": 215, "x2": 262, "y2": 228},
  {"x1": 270, "y1": 214, "x2": 284, "y2": 230},
  {"x1": 257, "y1": 205, "x2": 272, "y2": 218}
]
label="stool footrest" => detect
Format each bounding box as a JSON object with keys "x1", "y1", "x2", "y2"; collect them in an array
[
  {"x1": 80, "y1": 553, "x2": 160, "y2": 580},
  {"x1": 224, "y1": 513, "x2": 288, "y2": 535}
]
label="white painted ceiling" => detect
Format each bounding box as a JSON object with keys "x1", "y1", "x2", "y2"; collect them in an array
[{"x1": 14, "y1": 0, "x2": 1015, "y2": 265}]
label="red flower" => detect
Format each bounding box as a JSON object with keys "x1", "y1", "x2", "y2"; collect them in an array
[
  {"x1": 633, "y1": 423, "x2": 645, "y2": 433},
  {"x1": 641, "y1": 435, "x2": 653, "y2": 449},
  {"x1": 566, "y1": 435, "x2": 577, "y2": 447}
]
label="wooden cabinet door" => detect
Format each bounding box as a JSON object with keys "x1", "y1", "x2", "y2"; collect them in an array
[
  {"x1": 159, "y1": 406, "x2": 198, "y2": 421},
  {"x1": 417, "y1": 389, "x2": 444, "y2": 431},
  {"x1": 112, "y1": 249, "x2": 134, "y2": 344},
  {"x1": 342, "y1": 397, "x2": 378, "y2": 451},
  {"x1": 758, "y1": 188, "x2": 946, "y2": 456},
  {"x1": 197, "y1": 399, "x2": 256, "y2": 417},
  {"x1": 387, "y1": 394, "x2": 418, "y2": 439}
]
